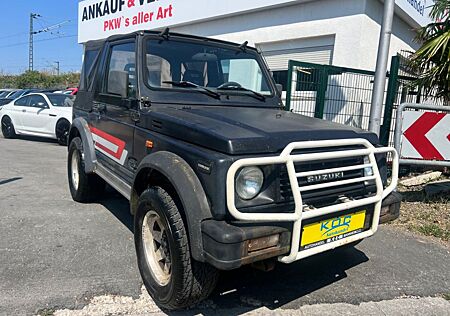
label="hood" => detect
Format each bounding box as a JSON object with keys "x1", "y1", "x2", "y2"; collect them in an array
[{"x1": 141, "y1": 105, "x2": 379, "y2": 155}]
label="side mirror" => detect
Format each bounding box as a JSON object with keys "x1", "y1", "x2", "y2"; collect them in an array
[
  {"x1": 108, "y1": 70, "x2": 129, "y2": 98},
  {"x1": 276, "y1": 83, "x2": 283, "y2": 94},
  {"x1": 37, "y1": 102, "x2": 48, "y2": 108}
]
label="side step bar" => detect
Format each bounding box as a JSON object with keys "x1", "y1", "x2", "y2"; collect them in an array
[{"x1": 95, "y1": 163, "x2": 132, "y2": 200}]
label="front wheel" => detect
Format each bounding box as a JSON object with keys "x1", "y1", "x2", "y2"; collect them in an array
[
  {"x1": 135, "y1": 187, "x2": 219, "y2": 311},
  {"x1": 1, "y1": 116, "x2": 17, "y2": 139},
  {"x1": 68, "y1": 137, "x2": 105, "y2": 202},
  {"x1": 56, "y1": 119, "x2": 71, "y2": 146}
]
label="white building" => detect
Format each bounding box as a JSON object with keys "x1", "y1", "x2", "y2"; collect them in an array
[
  {"x1": 78, "y1": 0, "x2": 432, "y2": 131},
  {"x1": 170, "y1": 0, "x2": 431, "y2": 74},
  {"x1": 79, "y1": 0, "x2": 431, "y2": 72}
]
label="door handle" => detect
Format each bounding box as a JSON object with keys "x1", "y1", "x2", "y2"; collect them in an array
[
  {"x1": 22, "y1": 109, "x2": 26, "y2": 113},
  {"x1": 49, "y1": 114, "x2": 57, "y2": 117}
]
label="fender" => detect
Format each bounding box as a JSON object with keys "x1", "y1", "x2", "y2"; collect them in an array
[
  {"x1": 133, "y1": 151, "x2": 212, "y2": 262},
  {"x1": 68, "y1": 117, "x2": 97, "y2": 173}
]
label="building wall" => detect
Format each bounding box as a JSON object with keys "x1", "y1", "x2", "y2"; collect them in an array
[{"x1": 172, "y1": 0, "x2": 420, "y2": 70}]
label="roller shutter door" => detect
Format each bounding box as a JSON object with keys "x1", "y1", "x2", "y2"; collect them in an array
[{"x1": 261, "y1": 46, "x2": 334, "y2": 70}]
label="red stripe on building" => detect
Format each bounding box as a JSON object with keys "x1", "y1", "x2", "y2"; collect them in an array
[{"x1": 90, "y1": 126, "x2": 126, "y2": 160}]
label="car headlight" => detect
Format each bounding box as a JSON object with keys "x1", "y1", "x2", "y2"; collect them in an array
[
  {"x1": 364, "y1": 157, "x2": 374, "y2": 177},
  {"x1": 236, "y1": 167, "x2": 264, "y2": 200}
]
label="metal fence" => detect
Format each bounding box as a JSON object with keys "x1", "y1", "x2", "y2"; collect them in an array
[{"x1": 284, "y1": 54, "x2": 443, "y2": 147}]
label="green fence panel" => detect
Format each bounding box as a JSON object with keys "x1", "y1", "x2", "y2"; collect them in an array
[{"x1": 380, "y1": 56, "x2": 400, "y2": 146}]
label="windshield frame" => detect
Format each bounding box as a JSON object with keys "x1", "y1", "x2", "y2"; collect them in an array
[{"x1": 141, "y1": 35, "x2": 277, "y2": 103}]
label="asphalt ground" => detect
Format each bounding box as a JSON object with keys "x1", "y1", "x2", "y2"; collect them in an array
[{"x1": 0, "y1": 134, "x2": 449, "y2": 315}]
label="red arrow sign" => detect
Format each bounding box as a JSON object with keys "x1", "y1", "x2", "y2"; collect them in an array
[{"x1": 403, "y1": 112, "x2": 447, "y2": 160}]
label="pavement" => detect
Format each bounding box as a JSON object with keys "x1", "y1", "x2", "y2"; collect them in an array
[{"x1": 0, "y1": 135, "x2": 449, "y2": 316}]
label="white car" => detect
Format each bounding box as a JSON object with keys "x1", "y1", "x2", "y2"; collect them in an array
[{"x1": 0, "y1": 93, "x2": 74, "y2": 145}]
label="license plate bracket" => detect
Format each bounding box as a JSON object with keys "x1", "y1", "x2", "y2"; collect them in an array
[{"x1": 300, "y1": 208, "x2": 370, "y2": 251}]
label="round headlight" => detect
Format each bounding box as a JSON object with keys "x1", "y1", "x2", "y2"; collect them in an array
[
  {"x1": 364, "y1": 157, "x2": 374, "y2": 176},
  {"x1": 236, "y1": 167, "x2": 264, "y2": 200}
]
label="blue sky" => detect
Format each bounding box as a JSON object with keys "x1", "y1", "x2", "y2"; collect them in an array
[{"x1": 0, "y1": 0, "x2": 82, "y2": 74}]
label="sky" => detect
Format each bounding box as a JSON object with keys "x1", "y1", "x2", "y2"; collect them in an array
[{"x1": 0, "y1": 0, "x2": 82, "y2": 75}]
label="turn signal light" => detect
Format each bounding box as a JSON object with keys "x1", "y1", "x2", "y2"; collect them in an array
[
  {"x1": 248, "y1": 234, "x2": 280, "y2": 253},
  {"x1": 145, "y1": 140, "x2": 154, "y2": 148}
]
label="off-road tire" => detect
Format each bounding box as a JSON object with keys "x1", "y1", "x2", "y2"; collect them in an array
[
  {"x1": 135, "y1": 187, "x2": 219, "y2": 311},
  {"x1": 56, "y1": 119, "x2": 71, "y2": 146},
  {"x1": 1, "y1": 116, "x2": 17, "y2": 139},
  {"x1": 68, "y1": 137, "x2": 105, "y2": 202}
]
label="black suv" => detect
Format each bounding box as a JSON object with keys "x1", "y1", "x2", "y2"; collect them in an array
[{"x1": 67, "y1": 30, "x2": 401, "y2": 310}]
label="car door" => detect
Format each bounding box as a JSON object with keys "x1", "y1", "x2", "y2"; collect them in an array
[
  {"x1": 90, "y1": 39, "x2": 138, "y2": 184},
  {"x1": 20, "y1": 95, "x2": 54, "y2": 136},
  {"x1": 9, "y1": 96, "x2": 32, "y2": 132}
]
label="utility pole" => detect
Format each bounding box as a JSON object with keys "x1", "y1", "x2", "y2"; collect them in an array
[
  {"x1": 368, "y1": 0, "x2": 395, "y2": 136},
  {"x1": 29, "y1": 13, "x2": 40, "y2": 72},
  {"x1": 55, "y1": 61, "x2": 60, "y2": 76},
  {"x1": 29, "y1": 14, "x2": 67, "y2": 73}
]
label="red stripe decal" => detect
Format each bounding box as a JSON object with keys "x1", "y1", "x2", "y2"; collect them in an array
[{"x1": 90, "y1": 126, "x2": 126, "y2": 160}]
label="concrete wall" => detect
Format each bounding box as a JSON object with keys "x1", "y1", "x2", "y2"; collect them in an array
[{"x1": 172, "y1": 0, "x2": 420, "y2": 70}]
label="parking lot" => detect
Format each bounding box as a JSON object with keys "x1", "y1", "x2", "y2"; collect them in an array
[{"x1": 1, "y1": 135, "x2": 449, "y2": 316}]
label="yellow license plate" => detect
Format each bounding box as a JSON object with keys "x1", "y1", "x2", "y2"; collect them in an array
[{"x1": 301, "y1": 210, "x2": 366, "y2": 249}]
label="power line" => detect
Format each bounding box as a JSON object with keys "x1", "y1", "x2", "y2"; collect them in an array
[
  {"x1": 0, "y1": 31, "x2": 29, "y2": 41},
  {"x1": 0, "y1": 35, "x2": 77, "y2": 49}
]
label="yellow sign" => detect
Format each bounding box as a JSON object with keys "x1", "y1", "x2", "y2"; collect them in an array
[{"x1": 301, "y1": 211, "x2": 366, "y2": 247}]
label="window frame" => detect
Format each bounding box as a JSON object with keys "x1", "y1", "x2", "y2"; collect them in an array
[
  {"x1": 102, "y1": 39, "x2": 138, "y2": 101},
  {"x1": 14, "y1": 96, "x2": 31, "y2": 107},
  {"x1": 142, "y1": 36, "x2": 275, "y2": 98},
  {"x1": 28, "y1": 95, "x2": 48, "y2": 109}
]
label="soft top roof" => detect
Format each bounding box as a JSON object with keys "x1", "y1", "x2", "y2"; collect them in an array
[{"x1": 84, "y1": 30, "x2": 258, "y2": 52}]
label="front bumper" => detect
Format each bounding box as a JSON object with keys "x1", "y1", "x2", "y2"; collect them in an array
[
  {"x1": 202, "y1": 191, "x2": 402, "y2": 270},
  {"x1": 224, "y1": 139, "x2": 400, "y2": 265}
]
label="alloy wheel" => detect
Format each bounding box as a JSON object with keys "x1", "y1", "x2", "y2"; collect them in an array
[{"x1": 142, "y1": 211, "x2": 172, "y2": 286}]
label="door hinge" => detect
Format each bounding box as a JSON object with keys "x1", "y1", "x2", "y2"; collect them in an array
[
  {"x1": 130, "y1": 110, "x2": 140, "y2": 122},
  {"x1": 140, "y1": 96, "x2": 152, "y2": 108}
]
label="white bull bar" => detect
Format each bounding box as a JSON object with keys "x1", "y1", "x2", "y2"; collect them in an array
[{"x1": 226, "y1": 139, "x2": 399, "y2": 264}]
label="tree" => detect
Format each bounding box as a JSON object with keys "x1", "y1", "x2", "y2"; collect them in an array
[
  {"x1": 0, "y1": 71, "x2": 80, "y2": 89},
  {"x1": 409, "y1": 0, "x2": 449, "y2": 104}
]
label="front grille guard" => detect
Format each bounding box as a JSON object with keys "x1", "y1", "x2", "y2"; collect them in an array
[{"x1": 226, "y1": 139, "x2": 399, "y2": 263}]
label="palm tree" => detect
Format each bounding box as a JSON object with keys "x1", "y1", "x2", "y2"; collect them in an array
[{"x1": 409, "y1": 0, "x2": 449, "y2": 104}]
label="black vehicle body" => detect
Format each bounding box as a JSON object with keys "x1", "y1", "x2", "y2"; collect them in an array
[{"x1": 69, "y1": 31, "x2": 401, "y2": 271}]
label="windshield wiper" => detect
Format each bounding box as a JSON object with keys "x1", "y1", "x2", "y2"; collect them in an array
[
  {"x1": 216, "y1": 86, "x2": 266, "y2": 102},
  {"x1": 163, "y1": 81, "x2": 221, "y2": 100}
]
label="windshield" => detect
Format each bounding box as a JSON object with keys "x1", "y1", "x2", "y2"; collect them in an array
[
  {"x1": 145, "y1": 39, "x2": 273, "y2": 96},
  {"x1": 47, "y1": 94, "x2": 74, "y2": 107}
]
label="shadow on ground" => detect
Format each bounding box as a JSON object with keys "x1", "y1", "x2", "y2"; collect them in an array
[
  {"x1": 99, "y1": 190, "x2": 369, "y2": 314},
  {"x1": 99, "y1": 186, "x2": 134, "y2": 232},
  {"x1": 6, "y1": 135, "x2": 60, "y2": 145}
]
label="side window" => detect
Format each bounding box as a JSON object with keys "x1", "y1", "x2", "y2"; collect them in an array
[
  {"x1": 29, "y1": 95, "x2": 47, "y2": 108},
  {"x1": 107, "y1": 42, "x2": 136, "y2": 99},
  {"x1": 14, "y1": 96, "x2": 30, "y2": 107},
  {"x1": 80, "y1": 48, "x2": 100, "y2": 91}
]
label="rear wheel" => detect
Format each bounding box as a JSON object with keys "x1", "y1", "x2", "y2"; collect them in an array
[
  {"x1": 135, "y1": 187, "x2": 219, "y2": 311},
  {"x1": 56, "y1": 119, "x2": 71, "y2": 146},
  {"x1": 68, "y1": 137, "x2": 105, "y2": 202},
  {"x1": 1, "y1": 116, "x2": 17, "y2": 139}
]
